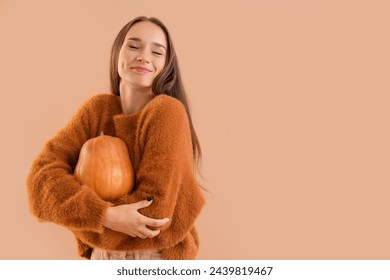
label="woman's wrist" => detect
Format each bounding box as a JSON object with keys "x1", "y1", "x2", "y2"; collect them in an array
[{"x1": 102, "y1": 206, "x2": 114, "y2": 229}]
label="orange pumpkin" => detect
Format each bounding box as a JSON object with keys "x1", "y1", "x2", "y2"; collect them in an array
[{"x1": 74, "y1": 131, "x2": 134, "y2": 201}]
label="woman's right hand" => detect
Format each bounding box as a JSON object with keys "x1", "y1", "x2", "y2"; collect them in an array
[{"x1": 102, "y1": 199, "x2": 170, "y2": 239}]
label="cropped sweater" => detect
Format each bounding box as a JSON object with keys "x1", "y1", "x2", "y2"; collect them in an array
[{"x1": 26, "y1": 93, "x2": 205, "y2": 259}]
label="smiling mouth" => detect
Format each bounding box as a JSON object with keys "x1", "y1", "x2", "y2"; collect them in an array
[{"x1": 131, "y1": 66, "x2": 152, "y2": 73}]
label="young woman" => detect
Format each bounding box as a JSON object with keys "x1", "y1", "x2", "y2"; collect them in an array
[{"x1": 26, "y1": 16, "x2": 205, "y2": 260}]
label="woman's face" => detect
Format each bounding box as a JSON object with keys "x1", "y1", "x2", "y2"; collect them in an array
[{"x1": 118, "y1": 21, "x2": 168, "y2": 91}]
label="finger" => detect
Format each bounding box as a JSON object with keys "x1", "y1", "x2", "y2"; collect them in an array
[
  {"x1": 140, "y1": 227, "x2": 161, "y2": 238},
  {"x1": 137, "y1": 233, "x2": 147, "y2": 239},
  {"x1": 143, "y1": 216, "x2": 170, "y2": 228}
]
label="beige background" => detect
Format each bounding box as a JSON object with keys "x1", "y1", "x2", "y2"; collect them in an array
[{"x1": 1, "y1": 0, "x2": 389, "y2": 259}]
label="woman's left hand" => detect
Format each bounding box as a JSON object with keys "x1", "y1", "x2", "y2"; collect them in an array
[{"x1": 102, "y1": 199, "x2": 170, "y2": 239}]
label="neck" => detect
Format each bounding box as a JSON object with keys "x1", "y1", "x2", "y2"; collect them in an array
[{"x1": 119, "y1": 82, "x2": 154, "y2": 115}]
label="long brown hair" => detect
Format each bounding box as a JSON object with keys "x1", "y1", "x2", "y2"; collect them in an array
[{"x1": 109, "y1": 16, "x2": 203, "y2": 176}]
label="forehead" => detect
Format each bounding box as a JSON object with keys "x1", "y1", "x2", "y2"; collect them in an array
[{"x1": 125, "y1": 21, "x2": 167, "y2": 47}]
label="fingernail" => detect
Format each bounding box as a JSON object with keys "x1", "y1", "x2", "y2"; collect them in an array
[
  {"x1": 146, "y1": 197, "x2": 153, "y2": 201},
  {"x1": 166, "y1": 218, "x2": 170, "y2": 222}
]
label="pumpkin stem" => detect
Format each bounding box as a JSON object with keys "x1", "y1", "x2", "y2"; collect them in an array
[{"x1": 99, "y1": 131, "x2": 104, "y2": 136}]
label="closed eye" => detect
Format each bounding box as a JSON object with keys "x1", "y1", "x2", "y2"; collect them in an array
[
  {"x1": 128, "y1": 46, "x2": 139, "y2": 49},
  {"x1": 153, "y1": 51, "x2": 163, "y2": 55}
]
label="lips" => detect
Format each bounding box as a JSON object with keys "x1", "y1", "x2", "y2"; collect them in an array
[{"x1": 131, "y1": 66, "x2": 152, "y2": 73}]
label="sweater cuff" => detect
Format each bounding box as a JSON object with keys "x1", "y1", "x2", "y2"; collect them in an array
[{"x1": 69, "y1": 185, "x2": 113, "y2": 234}]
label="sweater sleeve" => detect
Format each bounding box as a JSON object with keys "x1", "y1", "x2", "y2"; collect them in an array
[
  {"x1": 114, "y1": 96, "x2": 205, "y2": 249},
  {"x1": 26, "y1": 95, "x2": 112, "y2": 233}
]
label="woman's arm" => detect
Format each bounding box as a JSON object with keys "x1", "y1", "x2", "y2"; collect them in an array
[
  {"x1": 26, "y1": 95, "x2": 110, "y2": 233},
  {"x1": 112, "y1": 96, "x2": 205, "y2": 248}
]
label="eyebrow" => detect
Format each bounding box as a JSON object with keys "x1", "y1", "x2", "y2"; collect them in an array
[{"x1": 127, "y1": 37, "x2": 167, "y2": 50}]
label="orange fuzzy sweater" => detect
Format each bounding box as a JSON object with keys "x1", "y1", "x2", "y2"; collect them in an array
[{"x1": 26, "y1": 93, "x2": 205, "y2": 259}]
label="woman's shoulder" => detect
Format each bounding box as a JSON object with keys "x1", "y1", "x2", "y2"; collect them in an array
[
  {"x1": 146, "y1": 94, "x2": 186, "y2": 117},
  {"x1": 86, "y1": 93, "x2": 119, "y2": 105},
  {"x1": 137, "y1": 94, "x2": 188, "y2": 129},
  {"x1": 78, "y1": 93, "x2": 120, "y2": 113}
]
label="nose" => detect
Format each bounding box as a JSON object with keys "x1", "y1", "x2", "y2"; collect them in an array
[
  {"x1": 136, "y1": 49, "x2": 150, "y2": 63},
  {"x1": 136, "y1": 57, "x2": 149, "y2": 63}
]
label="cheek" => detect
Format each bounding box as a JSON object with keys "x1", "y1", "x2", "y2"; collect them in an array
[
  {"x1": 155, "y1": 60, "x2": 166, "y2": 75},
  {"x1": 117, "y1": 55, "x2": 128, "y2": 78},
  {"x1": 117, "y1": 49, "x2": 128, "y2": 70},
  {"x1": 117, "y1": 61, "x2": 124, "y2": 78}
]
